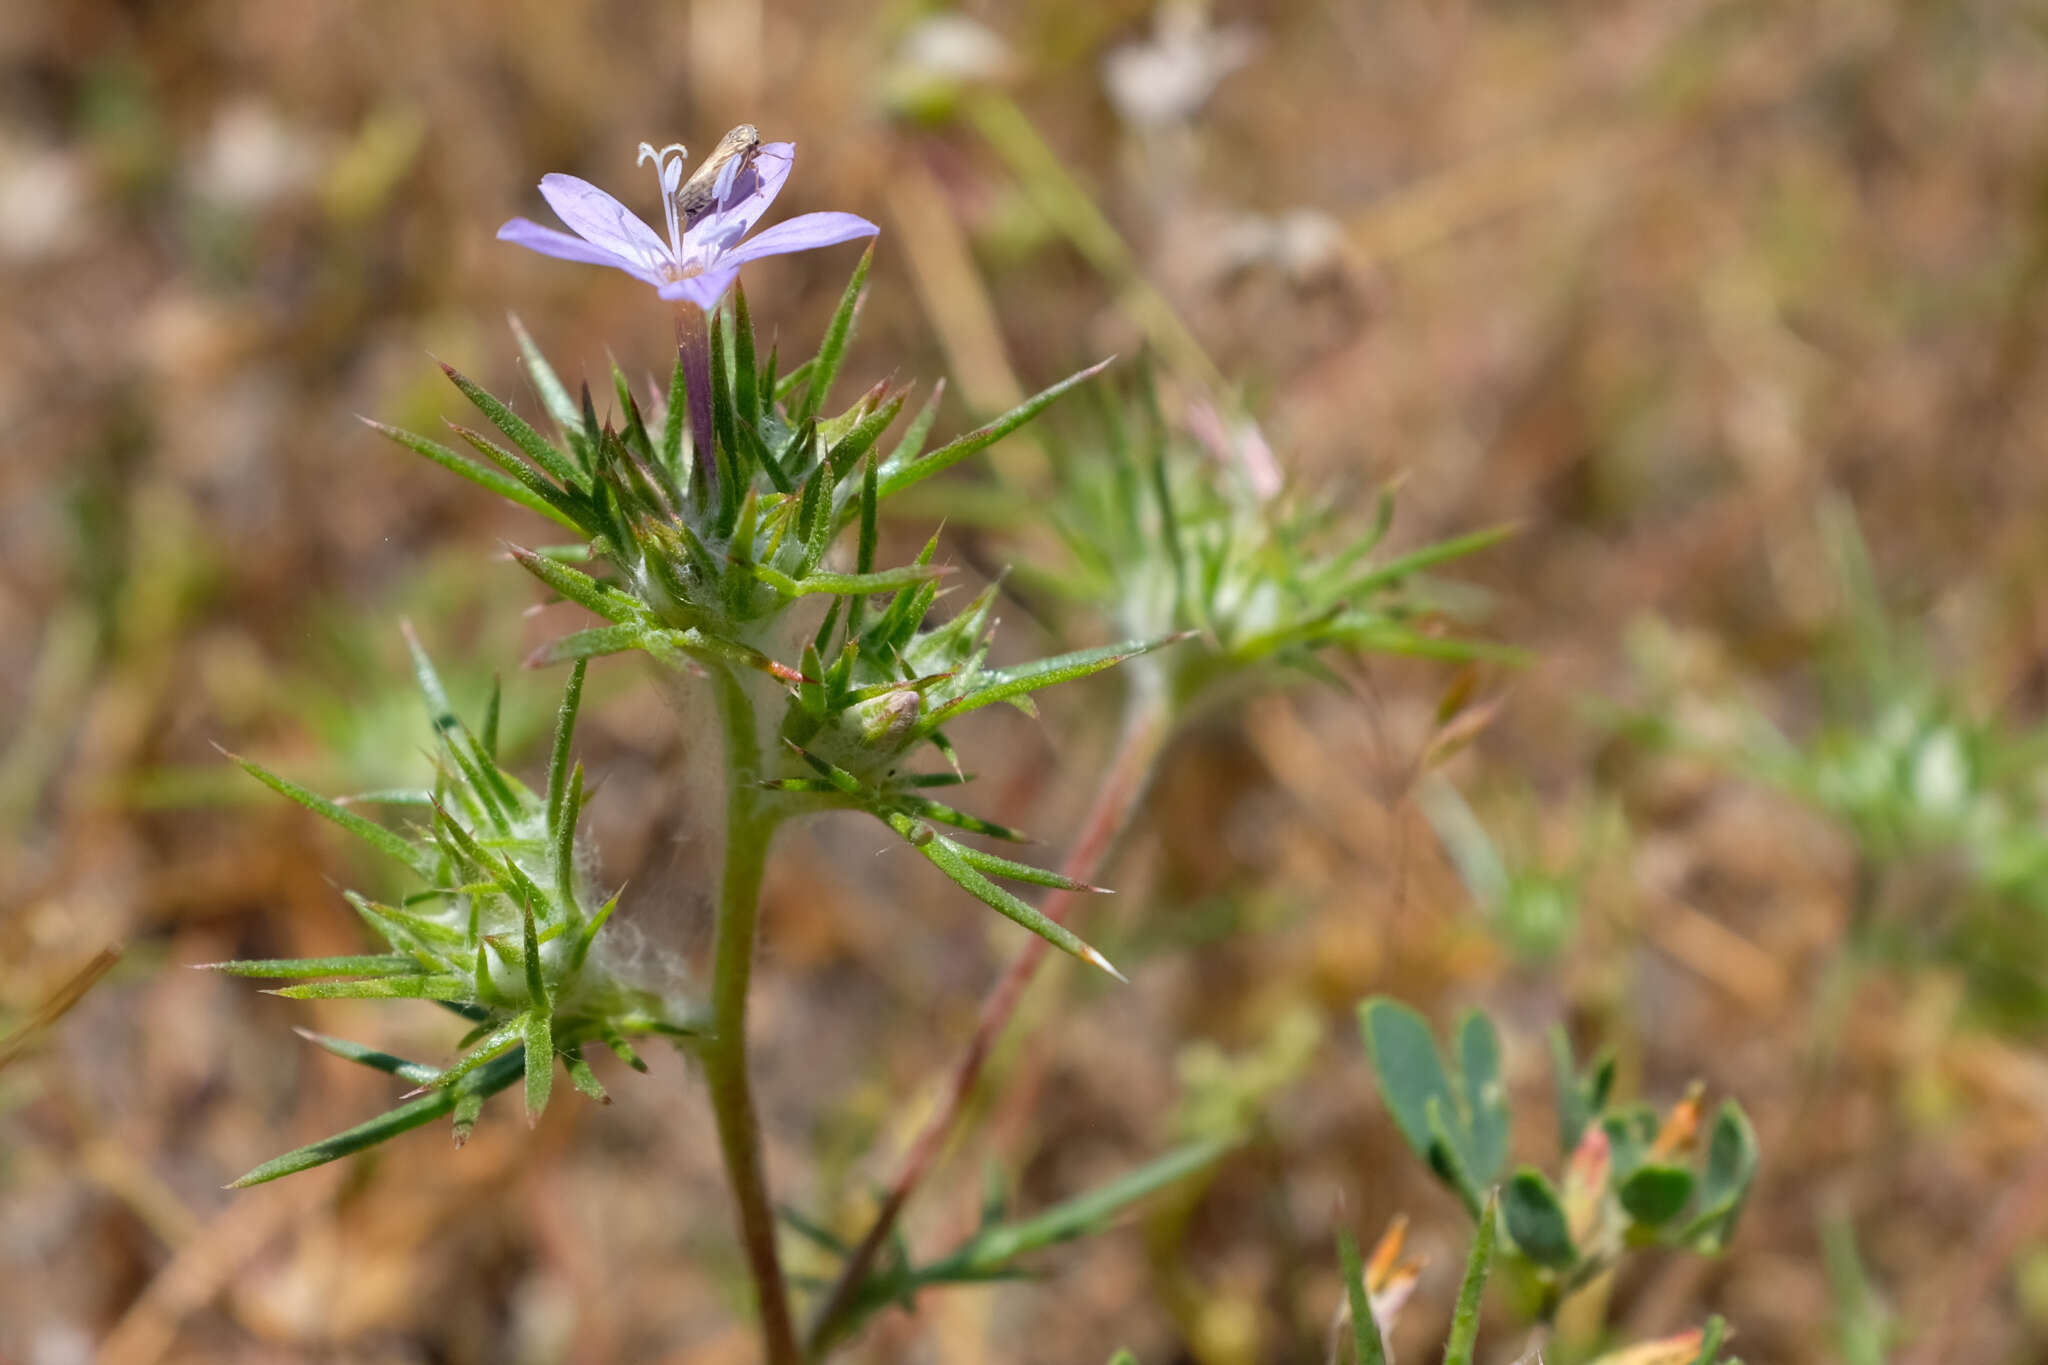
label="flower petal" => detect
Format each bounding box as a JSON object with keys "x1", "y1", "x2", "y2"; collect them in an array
[
  {"x1": 719, "y1": 211, "x2": 880, "y2": 268},
  {"x1": 497, "y1": 218, "x2": 660, "y2": 283},
  {"x1": 687, "y1": 142, "x2": 796, "y2": 251},
  {"x1": 537, "y1": 173, "x2": 673, "y2": 275},
  {"x1": 657, "y1": 265, "x2": 741, "y2": 311}
]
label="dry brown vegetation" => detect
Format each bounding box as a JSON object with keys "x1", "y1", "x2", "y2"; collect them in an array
[{"x1": 6, "y1": 2, "x2": 2048, "y2": 1362}]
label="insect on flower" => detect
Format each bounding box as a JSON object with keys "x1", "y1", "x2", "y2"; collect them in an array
[
  {"x1": 675, "y1": 123, "x2": 762, "y2": 226},
  {"x1": 497, "y1": 127, "x2": 877, "y2": 311}
]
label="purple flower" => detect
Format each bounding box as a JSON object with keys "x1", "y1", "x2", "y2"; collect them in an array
[{"x1": 497, "y1": 139, "x2": 877, "y2": 310}]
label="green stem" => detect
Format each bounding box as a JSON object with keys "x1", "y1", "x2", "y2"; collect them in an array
[{"x1": 702, "y1": 665, "x2": 800, "y2": 1365}]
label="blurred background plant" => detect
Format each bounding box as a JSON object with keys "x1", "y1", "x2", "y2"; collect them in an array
[
  {"x1": 1359, "y1": 996, "x2": 1757, "y2": 1362},
  {"x1": 9, "y1": 0, "x2": 2048, "y2": 1361},
  {"x1": 1418, "y1": 775, "x2": 1616, "y2": 967},
  {"x1": 1622, "y1": 499, "x2": 2048, "y2": 1034}
]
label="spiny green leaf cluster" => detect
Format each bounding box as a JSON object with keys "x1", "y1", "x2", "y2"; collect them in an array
[
  {"x1": 369, "y1": 253, "x2": 1163, "y2": 977},
  {"x1": 764, "y1": 566, "x2": 1175, "y2": 979},
  {"x1": 375, "y1": 252, "x2": 1108, "y2": 662},
  {"x1": 1018, "y1": 376, "x2": 1519, "y2": 716},
  {"x1": 211, "y1": 637, "x2": 694, "y2": 1186}
]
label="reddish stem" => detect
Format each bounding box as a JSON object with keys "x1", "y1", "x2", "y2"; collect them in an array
[
  {"x1": 675, "y1": 304, "x2": 717, "y2": 500},
  {"x1": 804, "y1": 696, "x2": 1172, "y2": 1355},
  {"x1": 1898, "y1": 1133, "x2": 2048, "y2": 1365}
]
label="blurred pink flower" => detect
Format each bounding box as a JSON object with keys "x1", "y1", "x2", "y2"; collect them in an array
[
  {"x1": 1186, "y1": 396, "x2": 1282, "y2": 501},
  {"x1": 498, "y1": 139, "x2": 876, "y2": 310}
]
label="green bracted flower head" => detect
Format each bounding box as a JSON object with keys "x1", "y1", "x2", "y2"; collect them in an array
[
  {"x1": 1022, "y1": 378, "x2": 1522, "y2": 719},
  {"x1": 208, "y1": 632, "x2": 696, "y2": 1186},
  {"x1": 370, "y1": 251, "x2": 1181, "y2": 981}
]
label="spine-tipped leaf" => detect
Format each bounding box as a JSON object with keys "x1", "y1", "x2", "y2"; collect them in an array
[
  {"x1": 798, "y1": 245, "x2": 872, "y2": 423},
  {"x1": 506, "y1": 545, "x2": 642, "y2": 623},
  {"x1": 203, "y1": 955, "x2": 427, "y2": 979},
  {"x1": 230, "y1": 1048, "x2": 526, "y2": 1187},
  {"x1": 365, "y1": 419, "x2": 584, "y2": 532},
  {"x1": 442, "y1": 362, "x2": 587, "y2": 492},
  {"x1": 893, "y1": 817, "x2": 1123, "y2": 981},
  {"x1": 224, "y1": 750, "x2": 436, "y2": 880},
  {"x1": 879, "y1": 358, "x2": 1114, "y2": 498},
  {"x1": 918, "y1": 636, "x2": 1179, "y2": 735}
]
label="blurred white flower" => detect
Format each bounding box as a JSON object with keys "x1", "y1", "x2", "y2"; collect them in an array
[
  {"x1": 1103, "y1": 2, "x2": 1258, "y2": 130},
  {"x1": 0, "y1": 141, "x2": 87, "y2": 262},
  {"x1": 194, "y1": 100, "x2": 322, "y2": 210},
  {"x1": 1210, "y1": 207, "x2": 1345, "y2": 284},
  {"x1": 897, "y1": 13, "x2": 1015, "y2": 86}
]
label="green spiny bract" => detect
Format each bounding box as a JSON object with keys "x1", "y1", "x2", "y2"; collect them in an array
[
  {"x1": 370, "y1": 252, "x2": 1165, "y2": 978},
  {"x1": 1020, "y1": 377, "x2": 1520, "y2": 718},
  {"x1": 373, "y1": 253, "x2": 1105, "y2": 664},
  {"x1": 758, "y1": 572, "x2": 1168, "y2": 981},
  {"x1": 209, "y1": 636, "x2": 693, "y2": 1187}
]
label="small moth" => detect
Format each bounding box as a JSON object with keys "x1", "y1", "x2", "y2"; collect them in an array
[{"x1": 675, "y1": 124, "x2": 762, "y2": 226}]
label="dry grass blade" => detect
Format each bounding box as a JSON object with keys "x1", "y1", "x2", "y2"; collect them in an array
[{"x1": 0, "y1": 945, "x2": 121, "y2": 1072}]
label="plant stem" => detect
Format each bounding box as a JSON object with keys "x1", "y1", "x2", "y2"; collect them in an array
[
  {"x1": 676, "y1": 303, "x2": 718, "y2": 500},
  {"x1": 703, "y1": 665, "x2": 800, "y2": 1365},
  {"x1": 804, "y1": 689, "x2": 1174, "y2": 1356}
]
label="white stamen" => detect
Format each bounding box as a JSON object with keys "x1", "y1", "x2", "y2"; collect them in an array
[
  {"x1": 637, "y1": 140, "x2": 689, "y2": 171},
  {"x1": 636, "y1": 140, "x2": 691, "y2": 263}
]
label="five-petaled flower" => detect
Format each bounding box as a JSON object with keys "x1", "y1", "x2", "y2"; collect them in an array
[{"x1": 497, "y1": 138, "x2": 877, "y2": 310}]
